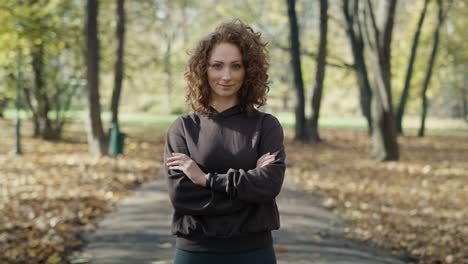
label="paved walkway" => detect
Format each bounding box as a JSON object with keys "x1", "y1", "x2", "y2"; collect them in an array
[{"x1": 78, "y1": 178, "x2": 408, "y2": 264}]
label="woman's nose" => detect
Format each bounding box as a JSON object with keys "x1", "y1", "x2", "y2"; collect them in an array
[{"x1": 221, "y1": 68, "x2": 232, "y2": 80}]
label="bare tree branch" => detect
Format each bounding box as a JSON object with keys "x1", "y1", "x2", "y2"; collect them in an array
[{"x1": 366, "y1": 0, "x2": 380, "y2": 48}]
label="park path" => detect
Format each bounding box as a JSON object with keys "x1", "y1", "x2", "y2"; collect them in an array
[{"x1": 77, "y1": 177, "x2": 408, "y2": 264}]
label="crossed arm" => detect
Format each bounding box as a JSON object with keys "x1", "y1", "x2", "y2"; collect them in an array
[{"x1": 166, "y1": 151, "x2": 279, "y2": 187}]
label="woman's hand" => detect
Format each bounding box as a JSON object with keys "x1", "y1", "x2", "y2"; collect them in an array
[
  {"x1": 256, "y1": 151, "x2": 278, "y2": 169},
  {"x1": 167, "y1": 153, "x2": 207, "y2": 186}
]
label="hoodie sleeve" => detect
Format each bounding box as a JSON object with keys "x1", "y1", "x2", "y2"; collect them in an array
[
  {"x1": 207, "y1": 114, "x2": 286, "y2": 203},
  {"x1": 164, "y1": 117, "x2": 245, "y2": 215}
]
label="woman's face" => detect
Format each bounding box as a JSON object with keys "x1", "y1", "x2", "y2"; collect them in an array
[{"x1": 207, "y1": 42, "x2": 245, "y2": 103}]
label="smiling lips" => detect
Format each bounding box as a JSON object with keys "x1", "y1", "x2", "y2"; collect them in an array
[{"x1": 219, "y1": 84, "x2": 234, "y2": 89}]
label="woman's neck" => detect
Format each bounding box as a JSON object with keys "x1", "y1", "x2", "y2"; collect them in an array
[{"x1": 210, "y1": 98, "x2": 239, "y2": 112}]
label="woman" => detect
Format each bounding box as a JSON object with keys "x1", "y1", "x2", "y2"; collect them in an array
[{"x1": 164, "y1": 20, "x2": 286, "y2": 264}]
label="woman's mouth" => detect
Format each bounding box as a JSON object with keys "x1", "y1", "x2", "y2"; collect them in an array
[{"x1": 219, "y1": 84, "x2": 233, "y2": 89}]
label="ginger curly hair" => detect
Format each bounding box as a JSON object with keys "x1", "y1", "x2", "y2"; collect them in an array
[{"x1": 185, "y1": 20, "x2": 270, "y2": 114}]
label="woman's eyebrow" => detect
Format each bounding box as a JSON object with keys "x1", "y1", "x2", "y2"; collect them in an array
[{"x1": 210, "y1": 60, "x2": 242, "y2": 64}]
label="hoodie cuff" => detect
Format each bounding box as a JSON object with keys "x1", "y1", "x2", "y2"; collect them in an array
[
  {"x1": 205, "y1": 172, "x2": 217, "y2": 189},
  {"x1": 211, "y1": 171, "x2": 232, "y2": 196}
]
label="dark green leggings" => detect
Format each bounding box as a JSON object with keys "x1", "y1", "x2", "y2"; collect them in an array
[{"x1": 173, "y1": 245, "x2": 277, "y2": 264}]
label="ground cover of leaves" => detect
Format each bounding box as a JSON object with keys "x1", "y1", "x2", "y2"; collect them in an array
[
  {"x1": 0, "y1": 120, "x2": 166, "y2": 263},
  {"x1": 283, "y1": 128, "x2": 467, "y2": 264},
  {"x1": 0, "y1": 119, "x2": 466, "y2": 263}
]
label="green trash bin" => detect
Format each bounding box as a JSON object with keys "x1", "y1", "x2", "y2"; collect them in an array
[
  {"x1": 117, "y1": 132, "x2": 126, "y2": 154},
  {"x1": 108, "y1": 122, "x2": 125, "y2": 156}
]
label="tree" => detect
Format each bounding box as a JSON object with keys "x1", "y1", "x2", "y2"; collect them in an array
[
  {"x1": 0, "y1": 1, "x2": 83, "y2": 140},
  {"x1": 396, "y1": 0, "x2": 430, "y2": 134},
  {"x1": 85, "y1": 0, "x2": 106, "y2": 156},
  {"x1": 158, "y1": 3, "x2": 178, "y2": 113},
  {"x1": 110, "y1": 0, "x2": 125, "y2": 125},
  {"x1": 342, "y1": 0, "x2": 372, "y2": 135},
  {"x1": 418, "y1": 0, "x2": 453, "y2": 137},
  {"x1": 23, "y1": 0, "x2": 53, "y2": 139},
  {"x1": 308, "y1": 0, "x2": 328, "y2": 143},
  {"x1": 30, "y1": 35, "x2": 51, "y2": 137},
  {"x1": 286, "y1": 0, "x2": 307, "y2": 141},
  {"x1": 362, "y1": 0, "x2": 399, "y2": 161}
]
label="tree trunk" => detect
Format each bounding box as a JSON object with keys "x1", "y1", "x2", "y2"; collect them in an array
[
  {"x1": 31, "y1": 42, "x2": 55, "y2": 139},
  {"x1": 396, "y1": 0, "x2": 430, "y2": 134},
  {"x1": 343, "y1": 0, "x2": 372, "y2": 135},
  {"x1": 308, "y1": 0, "x2": 328, "y2": 143},
  {"x1": 363, "y1": 0, "x2": 399, "y2": 161},
  {"x1": 163, "y1": 37, "x2": 172, "y2": 113},
  {"x1": 85, "y1": 0, "x2": 106, "y2": 156},
  {"x1": 21, "y1": 86, "x2": 39, "y2": 136},
  {"x1": 0, "y1": 100, "x2": 6, "y2": 118},
  {"x1": 418, "y1": 0, "x2": 452, "y2": 137},
  {"x1": 286, "y1": 0, "x2": 307, "y2": 141},
  {"x1": 181, "y1": 0, "x2": 189, "y2": 45},
  {"x1": 463, "y1": 85, "x2": 468, "y2": 125},
  {"x1": 111, "y1": 0, "x2": 125, "y2": 125}
]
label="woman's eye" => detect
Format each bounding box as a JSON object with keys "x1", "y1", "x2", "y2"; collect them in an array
[
  {"x1": 211, "y1": 64, "x2": 222, "y2": 69},
  {"x1": 232, "y1": 64, "x2": 242, "y2": 70}
]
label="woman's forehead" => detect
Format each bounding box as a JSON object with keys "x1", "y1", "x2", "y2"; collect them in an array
[{"x1": 209, "y1": 43, "x2": 242, "y2": 61}]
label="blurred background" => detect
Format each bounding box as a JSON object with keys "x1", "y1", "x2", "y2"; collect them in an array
[
  {"x1": 0, "y1": 0, "x2": 466, "y2": 133},
  {"x1": 0, "y1": 0, "x2": 466, "y2": 263}
]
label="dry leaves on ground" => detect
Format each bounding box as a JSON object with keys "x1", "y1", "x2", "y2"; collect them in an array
[
  {"x1": 0, "y1": 120, "x2": 166, "y2": 264},
  {"x1": 284, "y1": 128, "x2": 467, "y2": 264}
]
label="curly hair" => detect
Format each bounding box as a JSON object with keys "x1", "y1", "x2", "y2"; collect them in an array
[{"x1": 185, "y1": 20, "x2": 270, "y2": 114}]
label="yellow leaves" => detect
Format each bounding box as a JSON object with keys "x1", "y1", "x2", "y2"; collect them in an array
[
  {"x1": 128, "y1": 142, "x2": 139, "y2": 152},
  {"x1": 445, "y1": 255, "x2": 454, "y2": 263},
  {"x1": 318, "y1": 152, "x2": 333, "y2": 161},
  {"x1": 322, "y1": 197, "x2": 335, "y2": 209},
  {"x1": 311, "y1": 235, "x2": 321, "y2": 243},
  {"x1": 157, "y1": 242, "x2": 172, "y2": 249},
  {"x1": 46, "y1": 252, "x2": 61, "y2": 264},
  {"x1": 359, "y1": 202, "x2": 369, "y2": 210},
  {"x1": 274, "y1": 245, "x2": 288, "y2": 253},
  {"x1": 422, "y1": 164, "x2": 431, "y2": 174}
]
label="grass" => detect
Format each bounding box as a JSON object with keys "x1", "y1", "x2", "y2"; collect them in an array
[
  {"x1": 3, "y1": 109, "x2": 466, "y2": 136},
  {"x1": 277, "y1": 112, "x2": 467, "y2": 136}
]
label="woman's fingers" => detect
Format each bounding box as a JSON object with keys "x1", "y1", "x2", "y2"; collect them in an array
[
  {"x1": 258, "y1": 152, "x2": 271, "y2": 162},
  {"x1": 261, "y1": 159, "x2": 275, "y2": 167},
  {"x1": 167, "y1": 153, "x2": 195, "y2": 172},
  {"x1": 169, "y1": 153, "x2": 186, "y2": 157},
  {"x1": 169, "y1": 153, "x2": 187, "y2": 160},
  {"x1": 167, "y1": 154, "x2": 185, "y2": 170},
  {"x1": 167, "y1": 153, "x2": 189, "y2": 163},
  {"x1": 166, "y1": 160, "x2": 180, "y2": 166},
  {"x1": 259, "y1": 152, "x2": 279, "y2": 167},
  {"x1": 257, "y1": 152, "x2": 269, "y2": 162},
  {"x1": 167, "y1": 160, "x2": 182, "y2": 170}
]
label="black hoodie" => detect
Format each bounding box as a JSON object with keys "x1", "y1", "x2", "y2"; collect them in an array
[{"x1": 164, "y1": 104, "x2": 286, "y2": 253}]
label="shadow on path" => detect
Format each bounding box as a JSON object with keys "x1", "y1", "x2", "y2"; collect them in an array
[{"x1": 79, "y1": 179, "x2": 408, "y2": 264}]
